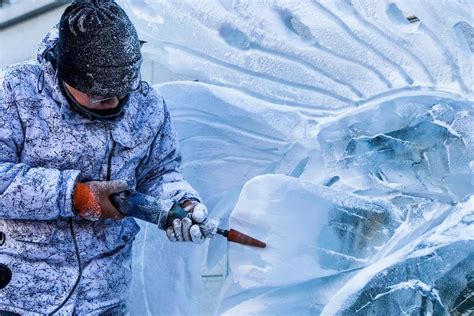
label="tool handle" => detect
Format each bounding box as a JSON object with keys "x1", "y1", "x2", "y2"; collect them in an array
[
  {"x1": 111, "y1": 190, "x2": 193, "y2": 231},
  {"x1": 110, "y1": 191, "x2": 170, "y2": 230},
  {"x1": 216, "y1": 228, "x2": 266, "y2": 248},
  {"x1": 166, "y1": 203, "x2": 190, "y2": 226},
  {"x1": 229, "y1": 229, "x2": 267, "y2": 248}
]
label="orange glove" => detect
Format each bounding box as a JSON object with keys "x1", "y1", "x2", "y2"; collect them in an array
[{"x1": 73, "y1": 180, "x2": 128, "y2": 221}]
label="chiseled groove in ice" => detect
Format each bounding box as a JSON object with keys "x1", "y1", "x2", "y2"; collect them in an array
[
  {"x1": 278, "y1": 8, "x2": 392, "y2": 90},
  {"x1": 180, "y1": 152, "x2": 278, "y2": 170},
  {"x1": 192, "y1": 80, "x2": 341, "y2": 114},
  {"x1": 239, "y1": 44, "x2": 361, "y2": 101},
  {"x1": 280, "y1": 6, "x2": 395, "y2": 93},
  {"x1": 255, "y1": 45, "x2": 365, "y2": 99},
  {"x1": 173, "y1": 1, "x2": 363, "y2": 99},
  {"x1": 161, "y1": 45, "x2": 353, "y2": 110},
  {"x1": 311, "y1": 41, "x2": 392, "y2": 90},
  {"x1": 162, "y1": 42, "x2": 355, "y2": 104},
  {"x1": 221, "y1": 157, "x2": 276, "y2": 165},
  {"x1": 173, "y1": 108, "x2": 289, "y2": 144},
  {"x1": 417, "y1": 24, "x2": 470, "y2": 93},
  {"x1": 178, "y1": 136, "x2": 281, "y2": 162},
  {"x1": 177, "y1": 128, "x2": 284, "y2": 155},
  {"x1": 172, "y1": 112, "x2": 288, "y2": 145},
  {"x1": 182, "y1": 157, "x2": 274, "y2": 170},
  {"x1": 299, "y1": 109, "x2": 340, "y2": 119},
  {"x1": 400, "y1": 1, "x2": 472, "y2": 92},
  {"x1": 218, "y1": 20, "x2": 367, "y2": 99},
  {"x1": 311, "y1": 1, "x2": 414, "y2": 86},
  {"x1": 454, "y1": 21, "x2": 474, "y2": 53},
  {"x1": 382, "y1": 0, "x2": 472, "y2": 93},
  {"x1": 178, "y1": 135, "x2": 282, "y2": 159},
  {"x1": 411, "y1": 1, "x2": 472, "y2": 92},
  {"x1": 339, "y1": 1, "x2": 436, "y2": 85},
  {"x1": 182, "y1": 153, "x2": 280, "y2": 170}
]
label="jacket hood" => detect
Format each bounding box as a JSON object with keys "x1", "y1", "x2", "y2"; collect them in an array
[
  {"x1": 35, "y1": 25, "x2": 66, "y2": 109},
  {"x1": 37, "y1": 25, "x2": 60, "y2": 66}
]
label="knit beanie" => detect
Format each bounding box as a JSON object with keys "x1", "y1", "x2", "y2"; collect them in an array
[{"x1": 57, "y1": 0, "x2": 142, "y2": 97}]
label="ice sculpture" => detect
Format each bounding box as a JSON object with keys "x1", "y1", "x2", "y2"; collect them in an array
[
  {"x1": 220, "y1": 97, "x2": 473, "y2": 315},
  {"x1": 120, "y1": 0, "x2": 473, "y2": 314}
]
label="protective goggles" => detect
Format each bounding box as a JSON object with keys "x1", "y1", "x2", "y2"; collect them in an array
[{"x1": 89, "y1": 95, "x2": 126, "y2": 104}]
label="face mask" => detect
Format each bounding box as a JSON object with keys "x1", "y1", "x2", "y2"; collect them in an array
[{"x1": 60, "y1": 81, "x2": 130, "y2": 121}]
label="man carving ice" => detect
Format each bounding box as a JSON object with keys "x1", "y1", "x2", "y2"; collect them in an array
[{"x1": 0, "y1": 0, "x2": 209, "y2": 314}]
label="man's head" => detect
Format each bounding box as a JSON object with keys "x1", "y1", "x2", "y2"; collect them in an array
[{"x1": 57, "y1": 0, "x2": 142, "y2": 112}]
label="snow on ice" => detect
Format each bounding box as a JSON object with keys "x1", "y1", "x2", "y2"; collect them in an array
[{"x1": 120, "y1": 0, "x2": 473, "y2": 314}]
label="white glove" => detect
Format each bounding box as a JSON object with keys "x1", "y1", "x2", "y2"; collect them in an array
[{"x1": 166, "y1": 201, "x2": 215, "y2": 243}]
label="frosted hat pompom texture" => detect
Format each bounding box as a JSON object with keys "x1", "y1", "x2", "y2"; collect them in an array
[{"x1": 57, "y1": 0, "x2": 143, "y2": 97}]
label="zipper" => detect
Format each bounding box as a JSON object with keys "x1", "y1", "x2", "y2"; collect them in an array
[
  {"x1": 49, "y1": 219, "x2": 83, "y2": 315},
  {"x1": 106, "y1": 132, "x2": 116, "y2": 181}
]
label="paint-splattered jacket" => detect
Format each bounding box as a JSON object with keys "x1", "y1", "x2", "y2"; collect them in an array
[{"x1": 0, "y1": 27, "x2": 199, "y2": 315}]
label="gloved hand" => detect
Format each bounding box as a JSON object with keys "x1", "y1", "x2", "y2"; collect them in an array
[
  {"x1": 166, "y1": 200, "x2": 213, "y2": 243},
  {"x1": 73, "y1": 180, "x2": 128, "y2": 221}
]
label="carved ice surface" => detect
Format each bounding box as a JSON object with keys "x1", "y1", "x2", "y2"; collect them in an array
[
  {"x1": 120, "y1": 0, "x2": 473, "y2": 314},
  {"x1": 219, "y1": 98, "x2": 473, "y2": 315}
]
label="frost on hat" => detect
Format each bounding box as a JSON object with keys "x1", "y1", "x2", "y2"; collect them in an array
[{"x1": 57, "y1": 0, "x2": 143, "y2": 97}]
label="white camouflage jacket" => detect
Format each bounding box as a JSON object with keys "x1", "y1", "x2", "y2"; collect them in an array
[{"x1": 0, "y1": 27, "x2": 200, "y2": 315}]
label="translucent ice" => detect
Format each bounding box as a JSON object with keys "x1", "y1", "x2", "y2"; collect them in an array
[
  {"x1": 217, "y1": 96, "x2": 473, "y2": 315},
  {"x1": 119, "y1": 0, "x2": 474, "y2": 314},
  {"x1": 218, "y1": 176, "x2": 472, "y2": 315},
  {"x1": 322, "y1": 197, "x2": 474, "y2": 315},
  {"x1": 224, "y1": 174, "x2": 398, "y2": 289}
]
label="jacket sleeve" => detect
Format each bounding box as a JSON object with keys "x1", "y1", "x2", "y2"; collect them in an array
[
  {"x1": 0, "y1": 70, "x2": 81, "y2": 220},
  {"x1": 136, "y1": 99, "x2": 201, "y2": 203}
]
